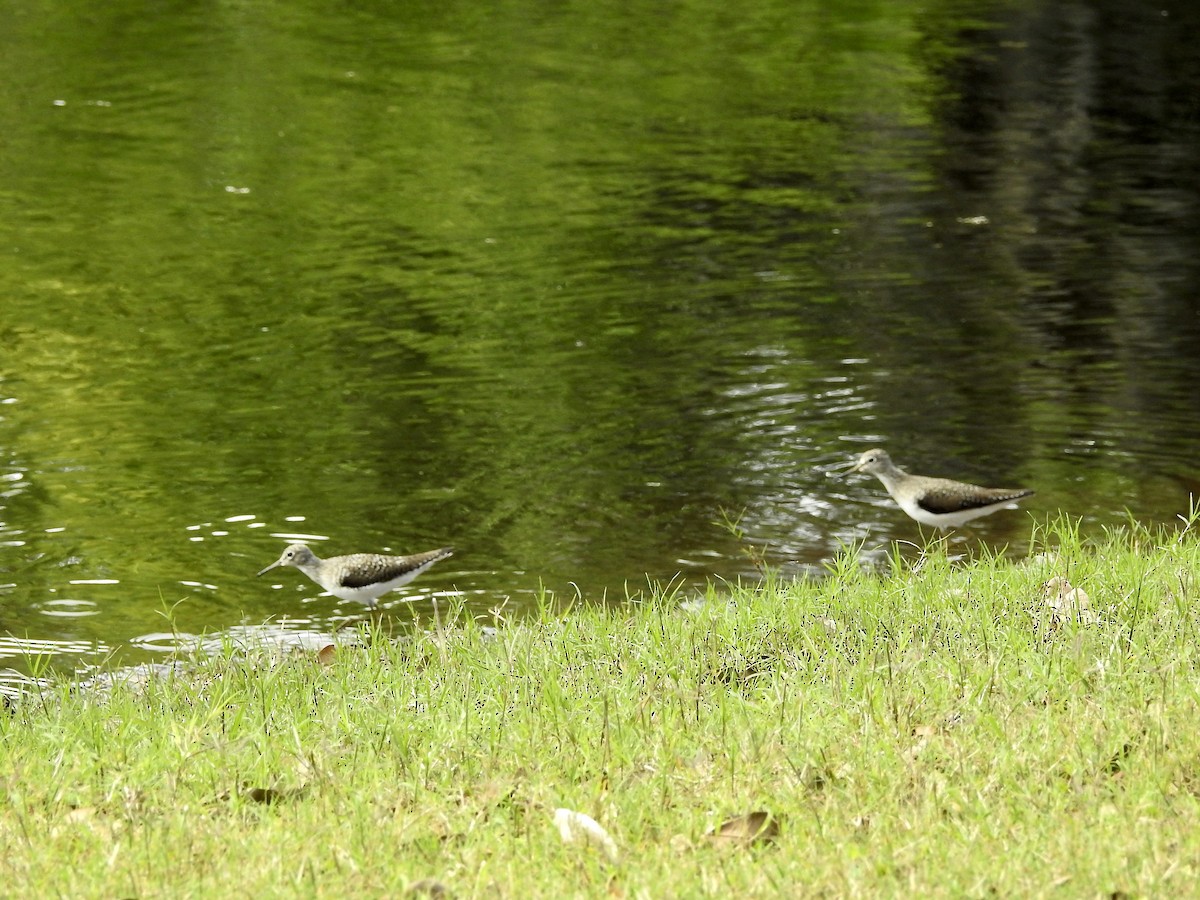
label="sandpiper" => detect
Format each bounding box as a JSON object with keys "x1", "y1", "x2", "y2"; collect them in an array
[
  {"x1": 845, "y1": 448, "x2": 1034, "y2": 529},
  {"x1": 257, "y1": 543, "x2": 453, "y2": 608}
]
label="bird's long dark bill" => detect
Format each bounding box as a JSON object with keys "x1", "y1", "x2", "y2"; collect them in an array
[{"x1": 256, "y1": 561, "x2": 281, "y2": 576}]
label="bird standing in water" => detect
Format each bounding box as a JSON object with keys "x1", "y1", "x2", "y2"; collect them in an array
[
  {"x1": 257, "y1": 543, "x2": 453, "y2": 607},
  {"x1": 845, "y1": 448, "x2": 1034, "y2": 529}
]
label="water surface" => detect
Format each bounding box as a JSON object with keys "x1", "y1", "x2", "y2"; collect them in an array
[{"x1": 2, "y1": 0, "x2": 1199, "y2": 680}]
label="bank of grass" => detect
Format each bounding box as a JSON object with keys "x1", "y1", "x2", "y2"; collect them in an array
[{"x1": 3, "y1": 517, "x2": 1200, "y2": 896}]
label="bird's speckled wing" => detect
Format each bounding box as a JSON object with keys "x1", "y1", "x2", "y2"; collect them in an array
[
  {"x1": 916, "y1": 481, "x2": 1034, "y2": 515},
  {"x1": 338, "y1": 548, "x2": 453, "y2": 589}
]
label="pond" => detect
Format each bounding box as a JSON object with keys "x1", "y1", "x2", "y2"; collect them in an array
[{"x1": 2, "y1": 0, "x2": 1199, "y2": 683}]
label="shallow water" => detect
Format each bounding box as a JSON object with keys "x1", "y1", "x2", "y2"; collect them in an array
[{"x1": 2, "y1": 0, "x2": 1199, "y2": 679}]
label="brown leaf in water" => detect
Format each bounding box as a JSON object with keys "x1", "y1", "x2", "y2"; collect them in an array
[
  {"x1": 316, "y1": 644, "x2": 338, "y2": 666},
  {"x1": 708, "y1": 811, "x2": 780, "y2": 847}
]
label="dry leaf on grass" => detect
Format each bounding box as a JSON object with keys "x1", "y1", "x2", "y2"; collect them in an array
[
  {"x1": 1105, "y1": 740, "x2": 1137, "y2": 776},
  {"x1": 53, "y1": 806, "x2": 118, "y2": 841},
  {"x1": 553, "y1": 808, "x2": 620, "y2": 862},
  {"x1": 243, "y1": 786, "x2": 302, "y2": 805},
  {"x1": 213, "y1": 783, "x2": 305, "y2": 805},
  {"x1": 316, "y1": 644, "x2": 338, "y2": 666},
  {"x1": 668, "y1": 833, "x2": 694, "y2": 853},
  {"x1": 1042, "y1": 577, "x2": 1097, "y2": 627},
  {"x1": 706, "y1": 811, "x2": 781, "y2": 847},
  {"x1": 62, "y1": 806, "x2": 100, "y2": 825},
  {"x1": 905, "y1": 724, "x2": 939, "y2": 761},
  {"x1": 406, "y1": 879, "x2": 449, "y2": 897}
]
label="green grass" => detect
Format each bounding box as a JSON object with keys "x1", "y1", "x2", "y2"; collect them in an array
[{"x1": 4, "y1": 516, "x2": 1200, "y2": 896}]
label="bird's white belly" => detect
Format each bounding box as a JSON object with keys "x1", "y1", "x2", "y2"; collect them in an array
[
  {"x1": 325, "y1": 571, "x2": 421, "y2": 605},
  {"x1": 896, "y1": 496, "x2": 1013, "y2": 529}
]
